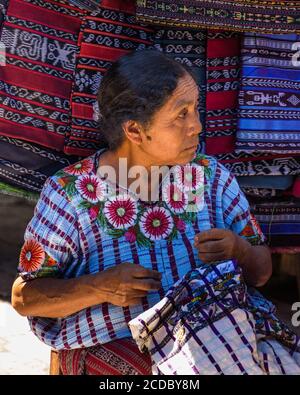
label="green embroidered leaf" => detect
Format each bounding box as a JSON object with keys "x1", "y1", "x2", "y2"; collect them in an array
[
  {"x1": 180, "y1": 212, "x2": 193, "y2": 222},
  {"x1": 78, "y1": 201, "x2": 93, "y2": 209},
  {"x1": 168, "y1": 226, "x2": 178, "y2": 240},
  {"x1": 35, "y1": 267, "x2": 59, "y2": 278},
  {"x1": 136, "y1": 232, "x2": 152, "y2": 248},
  {"x1": 107, "y1": 228, "x2": 125, "y2": 238},
  {"x1": 64, "y1": 181, "x2": 77, "y2": 197},
  {"x1": 97, "y1": 212, "x2": 108, "y2": 229},
  {"x1": 204, "y1": 168, "x2": 212, "y2": 180},
  {"x1": 55, "y1": 170, "x2": 66, "y2": 177}
]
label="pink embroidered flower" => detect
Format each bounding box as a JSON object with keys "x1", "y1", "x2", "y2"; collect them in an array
[
  {"x1": 64, "y1": 158, "x2": 94, "y2": 176},
  {"x1": 140, "y1": 207, "x2": 174, "y2": 241},
  {"x1": 162, "y1": 183, "x2": 188, "y2": 214},
  {"x1": 104, "y1": 195, "x2": 137, "y2": 230},
  {"x1": 89, "y1": 205, "x2": 100, "y2": 220},
  {"x1": 75, "y1": 175, "x2": 107, "y2": 203},
  {"x1": 173, "y1": 163, "x2": 204, "y2": 192},
  {"x1": 18, "y1": 239, "x2": 45, "y2": 273},
  {"x1": 174, "y1": 217, "x2": 186, "y2": 232},
  {"x1": 124, "y1": 228, "x2": 137, "y2": 243}
]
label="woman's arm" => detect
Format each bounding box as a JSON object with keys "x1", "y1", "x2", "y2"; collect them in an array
[
  {"x1": 194, "y1": 229, "x2": 272, "y2": 287},
  {"x1": 12, "y1": 263, "x2": 162, "y2": 318},
  {"x1": 233, "y1": 236, "x2": 272, "y2": 287}
]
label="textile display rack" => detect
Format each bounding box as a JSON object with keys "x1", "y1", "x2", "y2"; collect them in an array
[{"x1": 0, "y1": 0, "x2": 299, "y2": 288}]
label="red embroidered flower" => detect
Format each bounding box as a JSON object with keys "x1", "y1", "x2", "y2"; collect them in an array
[
  {"x1": 173, "y1": 164, "x2": 204, "y2": 192},
  {"x1": 19, "y1": 239, "x2": 45, "y2": 273},
  {"x1": 75, "y1": 175, "x2": 106, "y2": 203},
  {"x1": 104, "y1": 195, "x2": 137, "y2": 230},
  {"x1": 64, "y1": 158, "x2": 94, "y2": 176},
  {"x1": 140, "y1": 207, "x2": 173, "y2": 241},
  {"x1": 162, "y1": 183, "x2": 188, "y2": 214}
]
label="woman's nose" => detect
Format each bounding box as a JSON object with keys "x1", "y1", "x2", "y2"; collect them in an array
[{"x1": 187, "y1": 115, "x2": 202, "y2": 136}]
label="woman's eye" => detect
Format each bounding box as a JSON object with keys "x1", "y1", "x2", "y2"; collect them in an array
[{"x1": 178, "y1": 109, "x2": 188, "y2": 119}]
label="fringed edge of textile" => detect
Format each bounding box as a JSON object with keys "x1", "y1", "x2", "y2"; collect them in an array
[{"x1": 0, "y1": 181, "x2": 39, "y2": 202}]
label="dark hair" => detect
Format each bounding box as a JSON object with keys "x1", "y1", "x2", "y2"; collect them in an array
[{"x1": 97, "y1": 49, "x2": 196, "y2": 150}]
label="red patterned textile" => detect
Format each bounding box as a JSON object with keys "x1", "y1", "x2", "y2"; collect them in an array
[
  {"x1": 0, "y1": 0, "x2": 83, "y2": 152},
  {"x1": 0, "y1": 0, "x2": 154, "y2": 156},
  {"x1": 59, "y1": 338, "x2": 152, "y2": 375},
  {"x1": 205, "y1": 31, "x2": 241, "y2": 155},
  {"x1": 67, "y1": 0, "x2": 154, "y2": 155}
]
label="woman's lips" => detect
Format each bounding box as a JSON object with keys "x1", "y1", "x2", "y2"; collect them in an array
[{"x1": 184, "y1": 145, "x2": 198, "y2": 151}]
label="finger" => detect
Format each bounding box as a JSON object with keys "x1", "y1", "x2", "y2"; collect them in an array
[
  {"x1": 196, "y1": 240, "x2": 226, "y2": 254},
  {"x1": 126, "y1": 297, "x2": 146, "y2": 307},
  {"x1": 198, "y1": 252, "x2": 227, "y2": 264},
  {"x1": 194, "y1": 229, "x2": 227, "y2": 245},
  {"x1": 133, "y1": 267, "x2": 162, "y2": 280},
  {"x1": 125, "y1": 289, "x2": 148, "y2": 298},
  {"x1": 131, "y1": 279, "x2": 162, "y2": 291}
]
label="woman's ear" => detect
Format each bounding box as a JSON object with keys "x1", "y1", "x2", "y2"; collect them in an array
[{"x1": 122, "y1": 120, "x2": 151, "y2": 144}]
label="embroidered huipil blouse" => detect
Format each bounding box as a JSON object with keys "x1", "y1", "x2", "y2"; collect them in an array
[{"x1": 17, "y1": 149, "x2": 265, "y2": 350}]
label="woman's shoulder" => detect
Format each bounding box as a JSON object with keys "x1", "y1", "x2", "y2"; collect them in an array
[
  {"x1": 191, "y1": 153, "x2": 230, "y2": 183},
  {"x1": 46, "y1": 154, "x2": 99, "y2": 202}
]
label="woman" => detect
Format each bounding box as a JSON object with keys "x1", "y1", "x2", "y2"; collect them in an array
[{"x1": 11, "y1": 50, "x2": 299, "y2": 375}]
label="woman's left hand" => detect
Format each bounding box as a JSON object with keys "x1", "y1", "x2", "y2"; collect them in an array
[{"x1": 194, "y1": 228, "x2": 250, "y2": 264}]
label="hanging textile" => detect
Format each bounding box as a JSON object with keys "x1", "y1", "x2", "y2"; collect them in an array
[
  {"x1": 0, "y1": 0, "x2": 83, "y2": 152},
  {"x1": 152, "y1": 26, "x2": 207, "y2": 146},
  {"x1": 67, "y1": 0, "x2": 155, "y2": 155},
  {"x1": 135, "y1": 1, "x2": 300, "y2": 34},
  {"x1": 235, "y1": 33, "x2": 300, "y2": 154},
  {"x1": 205, "y1": 30, "x2": 240, "y2": 155}
]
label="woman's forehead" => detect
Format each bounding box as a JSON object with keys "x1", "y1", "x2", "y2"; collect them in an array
[{"x1": 166, "y1": 75, "x2": 199, "y2": 110}]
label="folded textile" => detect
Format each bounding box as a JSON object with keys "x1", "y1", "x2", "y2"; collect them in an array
[
  {"x1": 242, "y1": 187, "x2": 283, "y2": 200},
  {"x1": 250, "y1": 198, "x2": 300, "y2": 247},
  {"x1": 129, "y1": 262, "x2": 300, "y2": 375},
  {"x1": 68, "y1": 0, "x2": 101, "y2": 12},
  {"x1": 0, "y1": 135, "x2": 80, "y2": 193},
  {"x1": 292, "y1": 176, "x2": 300, "y2": 198},
  {"x1": 135, "y1": 1, "x2": 300, "y2": 34},
  {"x1": 0, "y1": 180, "x2": 39, "y2": 201},
  {"x1": 217, "y1": 152, "x2": 300, "y2": 177},
  {"x1": 236, "y1": 33, "x2": 300, "y2": 154},
  {"x1": 270, "y1": 246, "x2": 300, "y2": 254},
  {"x1": 237, "y1": 176, "x2": 294, "y2": 190}
]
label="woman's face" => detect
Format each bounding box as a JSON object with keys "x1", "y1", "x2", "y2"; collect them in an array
[{"x1": 141, "y1": 73, "x2": 202, "y2": 166}]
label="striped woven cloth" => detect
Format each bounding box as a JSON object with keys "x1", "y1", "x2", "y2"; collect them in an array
[{"x1": 135, "y1": 1, "x2": 300, "y2": 34}]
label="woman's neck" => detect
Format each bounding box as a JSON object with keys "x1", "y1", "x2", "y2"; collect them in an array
[{"x1": 97, "y1": 146, "x2": 167, "y2": 202}]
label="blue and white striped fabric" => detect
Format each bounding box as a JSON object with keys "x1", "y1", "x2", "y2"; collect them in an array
[
  {"x1": 18, "y1": 150, "x2": 267, "y2": 350},
  {"x1": 236, "y1": 33, "x2": 300, "y2": 154},
  {"x1": 129, "y1": 266, "x2": 300, "y2": 375}
]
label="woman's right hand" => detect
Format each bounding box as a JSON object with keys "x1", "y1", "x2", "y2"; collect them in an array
[{"x1": 101, "y1": 263, "x2": 162, "y2": 307}]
